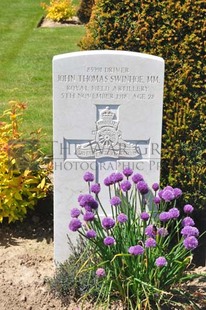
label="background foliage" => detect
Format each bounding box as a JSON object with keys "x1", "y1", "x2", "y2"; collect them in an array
[
  {"x1": 0, "y1": 0, "x2": 84, "y2": 154},
  {"x1": 0, "y1": 101, "x2": 52, "y2": 223},
  {"x1": 80, "y1": 0, "x2": 206, "y2": 209},
  {"x1": 41, "y1": 0, "x2": 76, "y2": 22},
  {"x1": 77, "y1": 0, "x2": 94, "y2": 24}
]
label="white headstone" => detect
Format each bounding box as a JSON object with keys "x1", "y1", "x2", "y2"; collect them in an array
[{"x1": 53, "y1": 50, "x2": 164, "y2": 263}]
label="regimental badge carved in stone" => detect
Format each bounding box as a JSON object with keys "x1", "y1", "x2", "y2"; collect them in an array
[{"x1": 76, "y1": 106, "x2": 139, "y2": 159}]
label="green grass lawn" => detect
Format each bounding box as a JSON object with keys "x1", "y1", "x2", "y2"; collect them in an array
[{"x1": 0, "y1": 0, "x2": 85, "y2": 154}]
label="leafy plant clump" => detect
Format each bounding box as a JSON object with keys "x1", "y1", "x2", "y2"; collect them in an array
[
  {"x1": 47, "y1": 236, "x2": 98, "y2": 301},
  {"x1": 68, "y1": 169, "x2": 204, "y2": 309},
  {"x1": 79, "y1": 0, "x2": 206, "y2": 210},
  {"x1": 41, "y1": 0, "x2": 76, "y2": 22},
  {"x1": 0, "y1": 101, "x2": 52, "y2": 223}
]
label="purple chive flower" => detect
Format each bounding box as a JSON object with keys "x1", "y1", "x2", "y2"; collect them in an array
[
  {"x1": 152, "y1": 183, "x2": 159, "y2": 191},
  {"x1": 157, "y1": 227, "x2": 168, "y2": 237},
  {"x1": 90, "y1": 199, "x2": 98, "y2": 210},
  {"x1": 145, "y1": 225, "x2": 157, "y2": 238},
  {"x1": 110, "y1": 196, "x2": 121, "y2": 206},
  {"x1": 158, "y1": 190, "x2": 164, "y2": 199},
  {"x1": 123, "y1": 167, "x2": 133, "y2": 177},
  {"x1": 84, "y1": 205, "x2": 92, "y2": 212},
  {"x1": 109, "y1": 172, "x2": 123, "y2": 183},
  {"x1": 115, "y1": 172, "x2": 124, "y2": 182},
  {"x1": 132, "y1": 173, "x2": 144, "y2": 184},
  {"x1": 137, "y1": 181, "x2": 149, "y2": 195},
  {"x1": 102, "y1": 217, "x2": 115, "y2": 229},
  {"x1": 153, "y1": 196, "x2": 161, "y2": 204},
  {"x1": 161, "y1": 189, "x2": 175, "y2": 202},
  {"x1": 145, "y1": 238, "x2": 156, "y2": 248},
  {"x1": 79, "y1": 194, "x2": 94, "y2": 207},
  {"x1": 69, "y1": 218, "x2": 82, "y2": 231},
  {"x1": 155, "y1": 256, "x2": 168, "y2": 267},
  {"x1": 113, "y1": 172, "x2": 124, "y2": 183},
  {"x1": 159, "y1": 212, "x2": 171, "y2": 222},
  {"x1": 183, "y1": 236, "x2": 198, "y2": 250},
  {"x1": 104, "y1": 236, "x2": 115, "y2": 246},
  {"x1": 83, "y1": 171, "x2": 94, "y2": 182},
  {"x1": 86, "y1": 229, "x2": 97, "y2": 239},
  {"x1": 104, "y1": 176, "x2": 113, "y2": 186},
  {"x1": 70, "y1": 208, "x2": 81, "y2": 218},
  {"x1": 78, "y1": 194, "x2": 84, "y2": 202},
  {"x1": 109, "y1": 173, "x2": 118, "y2": 184},
  {"x1": 168, "y1": 207, "x2": 180, "y2": 219},
  {"x1": 183, "y1": 204, "x2": 194, "y2": 214},
  {"x1": 80, "y1": 195, "x2": 98, "y2": 210},
  {"x1": 96, "y1": 268, "x2": 106, "y2": 278},
  {"x1": 117, "y1": 213, "x2": 128, "y2": 223},
  {"x1": 174, "y1": 188, "x2": 183, "y2": 198},
  {"x1": 181, "y1": 226, "x2": 199, "y2": 238},
  {"x1": 83, "y1": 211, "x2": 95, "y2": 222},
  {"x1": 182, "y1": 216, "x2": 195, "y2": 227},
  {"x1": 120, "y1": 180, "x2": 132, "y2": 192},
  {"x1": 140, "y1": 212, "x2": 150, "y2": 221},
  {"x1": 90, "y1": 183, "x2": 101, "y2": 194},
  {"x1": 164, "y1": 185, "x2": 174, "y2": 191},
  {"x1": 128, "y1": 245, "x2": 144, "y2": 255}
]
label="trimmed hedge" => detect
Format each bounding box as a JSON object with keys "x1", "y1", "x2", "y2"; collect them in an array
[
  {"x1": 77, "y1": 0, "x2": 94, "y2": 24},
  {"x1": 79, "y1": 0, "x2": 206, "y2": 209}
]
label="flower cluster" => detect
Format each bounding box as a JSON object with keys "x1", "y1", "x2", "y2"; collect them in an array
[
  {"x1": 67, "y1": 169, "x2": 200, "y2": 306},
  {"x1": 102, "y1": 217, "x2": 115, "y2": 230},
  {"x1": 157, "y1": 185, "x2": 183, "y2": 202},
  {"x1": 128, "y1": 245, "x2": 144, "y2": 255}
]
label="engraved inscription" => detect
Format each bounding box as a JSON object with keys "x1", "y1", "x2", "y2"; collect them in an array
[{"x1": 57, "y1": 65, "x2": 161, "y2": 102}]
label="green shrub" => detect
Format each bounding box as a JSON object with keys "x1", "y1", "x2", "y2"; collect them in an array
[
  {"x1": 76, "y1": 0, "x2": 94, "y2": 24},
  {"x1": 0, "y1": 101, "x2": 52, "y2": 223},
  {"x1": 79, "y1": 0, "x2": 141, "y2": 50},
  {"x1": 47, "y1": 236, "x2": 97, "y2": 300},
  {"x1": 41, "y1": 0, "x2": 76, "y2": 22},
  {"x1": 79, "y1": 0, "x2": 206, "y2": 209}
]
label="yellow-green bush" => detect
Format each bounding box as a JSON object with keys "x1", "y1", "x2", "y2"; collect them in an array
[
  {"x1": 77, "y1": 0, "x2": 94, "y2": 24},
  {"x1": 41, "y1": 0, "x2": 75, "y2": 22},
  {"x1": 0, "y1": 101, "x2": 52, "y2": 223},
  {"x1": 80, "y1": 0, "x2": 206, "y2": 208}
]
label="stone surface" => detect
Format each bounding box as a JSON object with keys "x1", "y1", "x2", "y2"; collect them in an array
[{"x1": 53, "y1": 50, "x2": 164, "y2": 263}]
